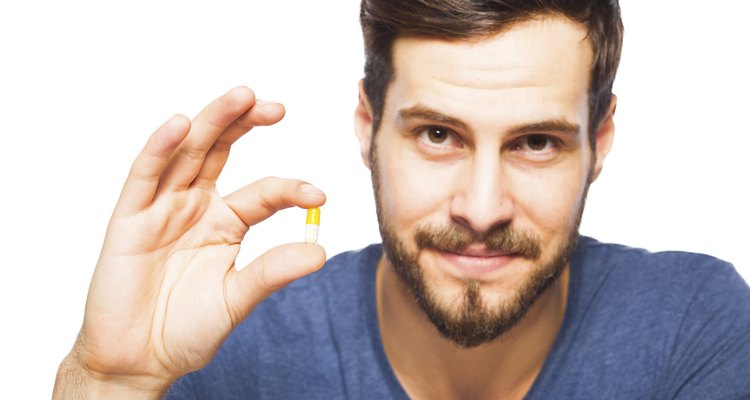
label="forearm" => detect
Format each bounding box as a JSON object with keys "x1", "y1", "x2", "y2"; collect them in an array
[{"x1": 53, "y1": 353, "x2": 170, "y2": 400}]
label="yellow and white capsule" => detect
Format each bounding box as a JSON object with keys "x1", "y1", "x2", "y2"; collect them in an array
[{"x1": 305, "y1": 207, "x2": 321, "y2": 244}]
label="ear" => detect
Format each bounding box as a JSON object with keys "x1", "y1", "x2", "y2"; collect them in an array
[
  {"x1": 354, "y1": 79, "x2": 374, "y2": 169},
  {"x1": 590, "y1": 95, "x2": 617, "y2": 182}
]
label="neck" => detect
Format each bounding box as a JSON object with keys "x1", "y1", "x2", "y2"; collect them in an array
[{"x1": 376, "y1": 255, "x2": 569, "y2": 400}]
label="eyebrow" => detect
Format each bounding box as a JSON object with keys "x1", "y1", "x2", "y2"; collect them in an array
[
  {"x1": 397, "y1": 104, "x2": 581, "y2": 136},
  {"x1": 512, "y1": 119, "x2": 581, "y2": 136},
  {"x1": 398, "y1": 105, "x2": 468, "y2": 130}
]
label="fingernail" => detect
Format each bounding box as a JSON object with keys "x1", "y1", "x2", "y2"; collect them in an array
[{"x1": 300, "y1": 183, "x2": 324, "y2": 196}]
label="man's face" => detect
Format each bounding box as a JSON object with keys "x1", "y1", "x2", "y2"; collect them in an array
[{"x1": 356, "y1": 16, "x2": 613, "y2": 347}]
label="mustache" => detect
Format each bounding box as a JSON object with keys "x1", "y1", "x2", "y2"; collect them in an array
[{"x1": 414, "y1": 224, "x2": 542, "y2": 259}]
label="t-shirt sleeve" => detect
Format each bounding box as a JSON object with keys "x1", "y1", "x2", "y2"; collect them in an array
[{"x1": 660, "y1": 259, "x2": 750, "y2": 399}]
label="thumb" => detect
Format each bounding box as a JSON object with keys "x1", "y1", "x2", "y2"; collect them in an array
[{"x1": 225, "y1": 243, "x2": 327, "y2": 322}]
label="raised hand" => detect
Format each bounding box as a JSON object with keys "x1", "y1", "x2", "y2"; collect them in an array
[{"x1": 54, "y1": 87, "x2": 326, "y2": 398}]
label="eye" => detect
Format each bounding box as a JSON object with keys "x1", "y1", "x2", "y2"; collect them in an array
[
  {"x1": 425, "y1": 127, "x2": 449, "y2": 144},
  {"x1": 510, "y1": 134, "x2": 561, "y2": 162},
  {"x1": 415, "y1": 126, "x2": 460, "y2": 147},
  {"x1": 412, "y1": 125, "x2": 464, "y2": 156},
  {"x1": 526, "y1": 135, "x2": 552, "y2": 151}
]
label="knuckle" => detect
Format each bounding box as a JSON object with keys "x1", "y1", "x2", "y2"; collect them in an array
[
  {"x1": 256, "y1": 253, "x2": 278, "y2": 293},
  {"x1": 177, "y1": 144, "x2": 206, "y2": 161},
  {"x1": 210, "y1": 140, "x2": 233, "y2": 154}
]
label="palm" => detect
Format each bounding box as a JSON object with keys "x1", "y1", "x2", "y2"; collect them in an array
[{"x1": 74, "y1": 87, "x2": 326, "y2": 385}]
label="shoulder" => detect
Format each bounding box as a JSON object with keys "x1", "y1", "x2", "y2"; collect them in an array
[
  {"x1": 573, "y1": 236, "x2": 745, "y2": 299},
  {"x1": 575, "y1": 235, "x2": 733, "y2": 271},
  {"x1": 570, "y1": 236, "x2": 749, "y2": 339},
  {"x1": 270, "y1": 243, "x2": 383, "y2": 305},
  {"x1": 166, "y1": 244, "x2": 388, "y2": 399},
  {"x1": 542, "y1": 237, "x2": 750, "y2": 398},
  {"x1": 237, "y1": 243, "x2": 383, "y2": 341}
]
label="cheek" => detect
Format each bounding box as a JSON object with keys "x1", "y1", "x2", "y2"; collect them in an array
[
  {"x1": 375, "y1": 142, "x2": 457, "y2": 232},
  {"x1": 509, "y1": 160, "x2": 588, "y2": 239}
]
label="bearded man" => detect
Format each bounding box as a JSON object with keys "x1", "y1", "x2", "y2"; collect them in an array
[{"x1": 54, "y1": 1, "x2": 750, "y2": 399}]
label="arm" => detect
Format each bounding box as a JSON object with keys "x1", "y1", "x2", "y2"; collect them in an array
[{"x1": 53, "y1": 87, "x2": 326, "y2": 399}]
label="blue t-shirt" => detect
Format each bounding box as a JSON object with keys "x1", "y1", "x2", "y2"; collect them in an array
[{"x1": 166, "y1": 237, "x2": 750, "y2": 399}]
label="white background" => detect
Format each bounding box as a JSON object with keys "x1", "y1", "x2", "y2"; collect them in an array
[{"x1": 1, "y1": 1, "x2": 748, "y2": 397}]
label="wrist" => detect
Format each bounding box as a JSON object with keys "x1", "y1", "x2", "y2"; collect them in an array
[{"x1": 53, "y1": 352, "x2": 172, "y2": 400}]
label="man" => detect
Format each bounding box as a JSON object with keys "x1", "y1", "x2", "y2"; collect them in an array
[{"x1": 54, "y1": 0, "x2": 750, "y2": 398}]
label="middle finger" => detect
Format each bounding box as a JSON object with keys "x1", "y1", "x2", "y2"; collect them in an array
[{"x1": 158, "y1": 86, "x2": 256, "y2": 192}]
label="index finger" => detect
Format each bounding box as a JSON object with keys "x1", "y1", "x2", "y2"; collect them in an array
[{"x1": 224, "y1": 177, "x2": 326, "y2": 227}]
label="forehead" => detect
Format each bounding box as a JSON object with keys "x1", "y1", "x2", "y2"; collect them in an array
[{"x1": 387, "y1": 16, "x2": 594, "y2": 127}]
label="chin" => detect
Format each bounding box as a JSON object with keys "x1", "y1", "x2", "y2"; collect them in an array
[{"x1": 381, "y1": 222, "x2": 578, "y2": 348}]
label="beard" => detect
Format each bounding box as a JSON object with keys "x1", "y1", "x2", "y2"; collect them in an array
[
  {"x1": 371, "y1": 145, "x2": 588, "y2": 349},
  {"x1": 378, "y1": 221, "x2": 579, "y2": 348}
]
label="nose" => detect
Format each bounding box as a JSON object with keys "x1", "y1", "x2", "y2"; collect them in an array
[{"x1": 449, "y1": 152, "x2": 514, "y2": 236}]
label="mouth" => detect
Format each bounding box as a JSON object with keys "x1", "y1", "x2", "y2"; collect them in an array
[{"x1": 434, "y1": 245, "x2": 520, "y2": 277}]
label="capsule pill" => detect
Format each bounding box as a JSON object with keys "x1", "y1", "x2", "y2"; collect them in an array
[{"x1": 305, "y1": 207, "x2": 320, "y2": 244}]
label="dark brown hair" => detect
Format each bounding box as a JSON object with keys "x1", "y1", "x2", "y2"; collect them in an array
[{"x1": 360, "y1": 0, "x2": 623, "y2": 147}]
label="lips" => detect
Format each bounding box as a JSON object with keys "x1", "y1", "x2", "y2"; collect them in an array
[
  {"x1": 448, "y1": 245, "x2": 516, "y2": 258},
  {"x1": 436, "y1": 246, "x2": 519, "y2": 277}
]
